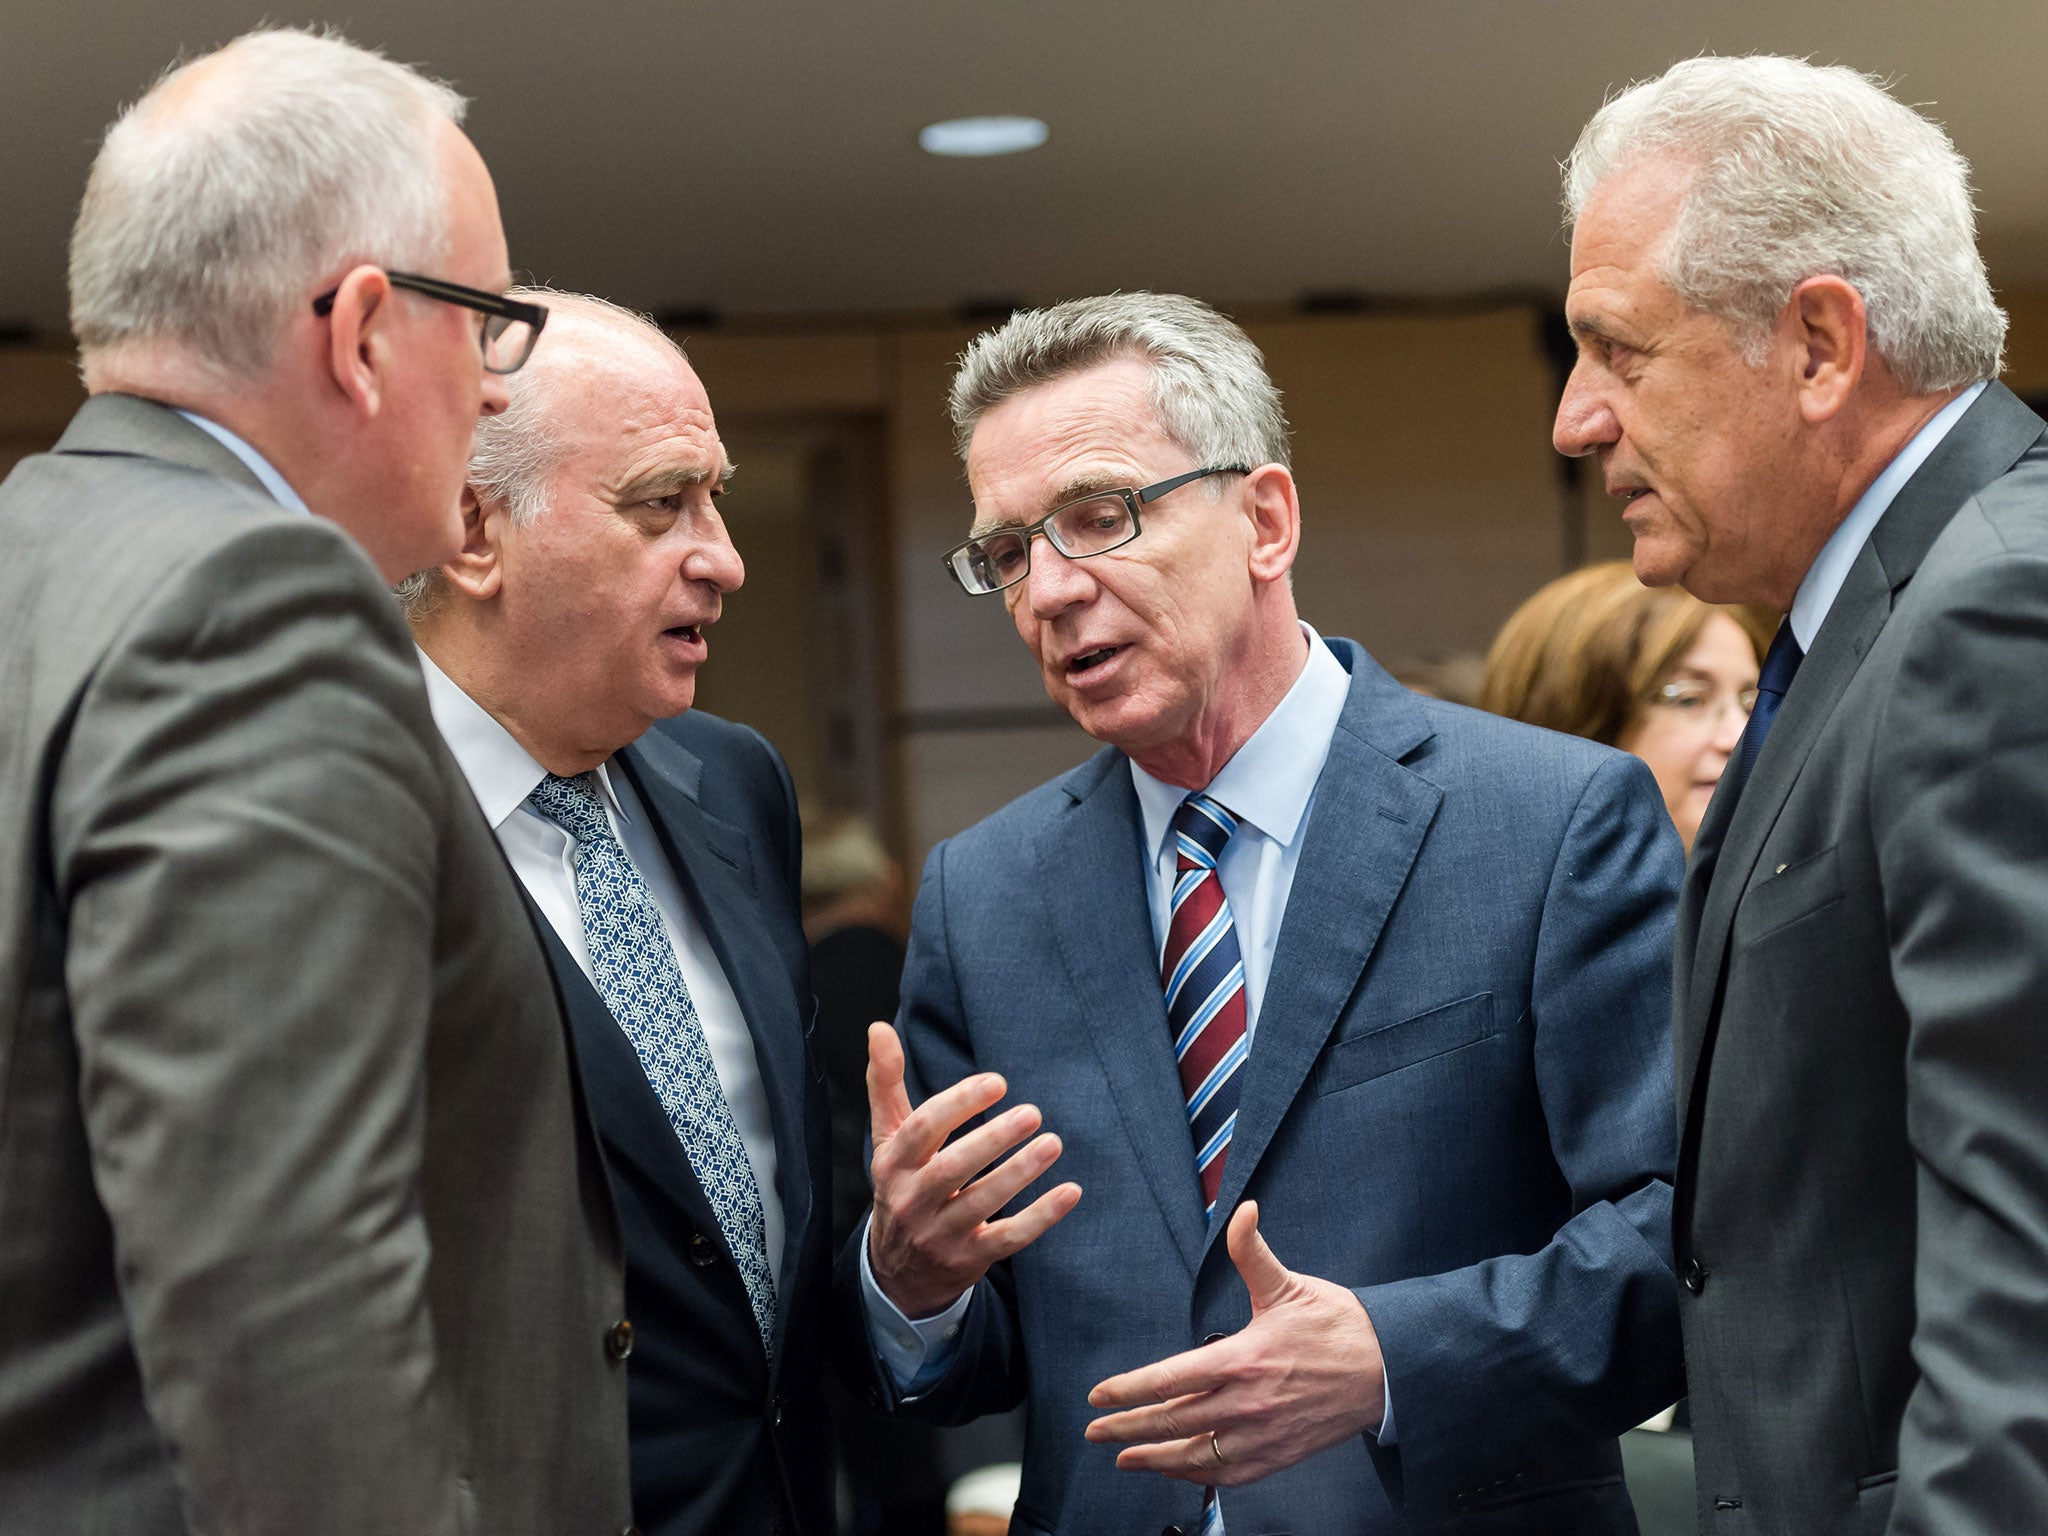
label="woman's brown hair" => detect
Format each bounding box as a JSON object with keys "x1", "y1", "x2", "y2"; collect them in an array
[{"x1": 1478, "y1": 561, "x2": 1771, "y2": 747}]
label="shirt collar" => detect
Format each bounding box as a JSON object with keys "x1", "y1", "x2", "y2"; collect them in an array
[
  {"x1": 1131, "y1": 622, "x2": 1351, "y2": 865},
  {"x1": 415, "y1": 647, "x2": 627, "y2": 830},
  {"x1": 174, "y1": 409, "x2": 311, "y2": 515},
  {"x1": 1788, "y1": 380, "x2": 1986, "y2": 650}
]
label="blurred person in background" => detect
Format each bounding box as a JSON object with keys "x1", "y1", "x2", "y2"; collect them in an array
[
  {"x1": 1479, "y1": 560, "x2": 1769, "y2": 852},
  {"x1": 0, "y1": 29, "x2": 632, "y2": 1536}
]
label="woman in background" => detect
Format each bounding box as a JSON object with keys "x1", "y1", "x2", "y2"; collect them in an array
[{"x1": 1480, "y1": 560, "x2": 1771, "y2": 853}]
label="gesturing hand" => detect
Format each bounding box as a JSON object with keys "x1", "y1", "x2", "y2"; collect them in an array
[
  {"x1": 865, "y1": 1022, "x2": 1083, "y2": 1319},
  {"x1": 1084, "y1": 1201, "x2": 1386, "y2": 1487}
]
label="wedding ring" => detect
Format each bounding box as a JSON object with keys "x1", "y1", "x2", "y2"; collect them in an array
[{"x1": 1209, "y1": 1431, "x2": 1227, "y2": 1468}]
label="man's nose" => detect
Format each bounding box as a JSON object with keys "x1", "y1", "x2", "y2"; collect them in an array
[
  {"x1": 1552, "y1": 361, "x2": 1618, "y2": 458},
  {"x1": 478, "y1": 369, "x2": 511, "y2": 419},
  {"x1": 688, "y1": 520, "x2": 746, "y2": 593},
  {"x1": 1024, "y1": 532, "x2": 1091, "y2": 618}
]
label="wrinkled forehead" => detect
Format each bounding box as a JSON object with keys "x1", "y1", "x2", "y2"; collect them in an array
[{"x1": 966, "y1": 359, "x2": 1176, "y2": 523}]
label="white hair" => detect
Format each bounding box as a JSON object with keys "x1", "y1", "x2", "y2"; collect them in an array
[
  {"x1": 1563, "y1": 55, "x2": 2004, "y2": 394},
  {"x1": 949, "y1": 292, "x2": 1291, "y2": 470},
  {"x1": 396, "y1": 289, "x2": 688, "y2": 619},
  {"x1": 70, "y1": 28, "x2": 467, "y2": 382}
]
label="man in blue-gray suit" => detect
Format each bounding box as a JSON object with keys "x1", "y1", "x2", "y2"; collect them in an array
[{"x1": 842, "y1": 293, "x2": 1685, "y2": 1535}]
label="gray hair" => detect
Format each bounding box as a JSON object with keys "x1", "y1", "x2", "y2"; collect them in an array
[
  {"x1": 396, "y1": 289, "x2": 688, "y2": 619},
  {"x1": 1563, "y1": 55, "x2": 2004, "y2": 394},
  {"x1": 70, "y1": 28, "x2": 466, "y2": 382},
  {"x1": 949, "y1": 292, "x2": 1291, "y2": 470}
]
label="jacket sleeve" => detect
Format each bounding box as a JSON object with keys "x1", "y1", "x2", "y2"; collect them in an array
[
  {"x1": 50, "y1": 522, "x2": 467, "y2": 1536},
  {"x1": 1354, "y1": 750, "x2": 1686, "y2": 1503},
  {"x1": 1876, "y1": 542, "x2": 2048, "y2": 1534},
  {"x1": 832, "y1": 836, "x2": 1028, "y2": 1423}
]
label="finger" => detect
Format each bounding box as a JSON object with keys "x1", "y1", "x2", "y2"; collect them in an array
[
  {"x1": 864, "y1": 1023, "x2": 913, "y2": 1141},
  {"x1": 953, "y1": 1130, "x2": 1065, "y2": 1225},
  {"x1": 923, "y1": 1104, "x2": 1047, "y2": 1196},
  {"x1": 973, "y1": 1179, "x2": 1082, "y2": 1262},
  {"x1": 1084, "y1": 1388, "x2": 1211, "y2": 1445},
  {"x1": 879, "y1": 1068, "x2": 1010, "y2": 1171},
  {"x1": 1226, "y1": 1200, "x2": 1295, "y2": 1315},
  {"x1": 1089, "y1": 1340, "x2": 1230, "y2": 1409},
  {"x1": 1111, "y1": 1433, "x2": 1229, "y2": 1484}
]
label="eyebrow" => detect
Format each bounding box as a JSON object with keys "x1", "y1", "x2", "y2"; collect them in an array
[
  {"x1": 970, "y1": 471, "x2": 1131, "y2": 538},
  {"x1": 615, "y1": 459, "x2": 736, "y2": 506}
]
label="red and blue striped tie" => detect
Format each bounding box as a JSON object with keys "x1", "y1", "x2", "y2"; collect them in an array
[{"x1": 1163, "y1": 793, "x2": 1248, "y2": 1222}]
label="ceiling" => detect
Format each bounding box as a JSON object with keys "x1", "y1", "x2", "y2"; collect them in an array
[{"x1": 4, "y1": 0, "x2": 2046, "y2": 335}]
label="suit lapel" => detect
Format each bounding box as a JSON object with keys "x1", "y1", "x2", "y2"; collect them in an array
[
  {"x1": 1036, "y1": 752, "x2": 1209, "y2": 1277},
  {"x1": 1200, "y1": 649, "x2": 1441, "y2": 1265},
  {"x1": 1678, "y1": 383, "x2": 2047, "y2": 1118},
  {"x1": 614, "y1": 729, "x2": 814, "y2": 1333}
]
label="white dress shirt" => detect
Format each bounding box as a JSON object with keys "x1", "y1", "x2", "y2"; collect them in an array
[
  {"x1": 417, "y1": 650, "x2": 785, "y2": 1278},
  {"x1": 860, "y1": 625, "x2": 1391, "y2": 1453},
  {"x1": 1788, "y1": 381, "x2": 1986, "y2": 649},
  {"x1": 176, "y1": 410, "x2": 310, "y2": 514}
]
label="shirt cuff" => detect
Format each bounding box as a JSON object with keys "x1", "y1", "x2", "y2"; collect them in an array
[
  {"x1": 1375, "y1": 1377, "x2": 1396, "y2": 1444},
  {"x1": 858, "y1": 1212, "x2": 972, "y2": 1395}
]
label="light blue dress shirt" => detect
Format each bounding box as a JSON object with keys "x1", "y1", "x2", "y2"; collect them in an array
[
  {"x1": 859, "y1": 626, "x2": 1395, "y2": 1453},
  {"x1": 174, "y1": 409, "x2": 311, "y2": 515},
  {"x1": 1787, "y1": 381, "x2": 1986, "y2": 649}
]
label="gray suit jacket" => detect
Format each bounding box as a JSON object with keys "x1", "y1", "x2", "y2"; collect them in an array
[
  {"x1": 1675, "y1": 382, "x2": 2048, "y2": 1536},
  {"x1": 0, "y1": 396, "x2": 633, "y2": 1535}
]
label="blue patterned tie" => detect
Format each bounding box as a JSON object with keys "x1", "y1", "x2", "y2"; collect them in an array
[
  {"x1": 1735, "y1": 622, "x2": 1805, "y2": 788},
  {"x1": 528, "y1": 771, "x2": 778, "y2": 1358}
]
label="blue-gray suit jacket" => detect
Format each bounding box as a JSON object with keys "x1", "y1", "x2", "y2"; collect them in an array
[{"x1": 841, "y1": 638, "x2": 1685, "y2": 1535}]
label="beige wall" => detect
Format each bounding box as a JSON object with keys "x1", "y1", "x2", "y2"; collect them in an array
[{"x1": 9, "y1": 285, "x2": 2048, "y2": 869}]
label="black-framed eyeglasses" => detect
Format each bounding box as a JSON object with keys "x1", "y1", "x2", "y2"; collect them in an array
[
  {"x1": 311, "y1": 271, "x2": 548, "y2": 375},
  {"x1": 943, "y1": 464, "x2": 1252, "y2": 595}
]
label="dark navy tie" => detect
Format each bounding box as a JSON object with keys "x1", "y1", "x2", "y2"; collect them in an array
[{"x1": 1735, "y1": 623, "x2": 1805, "y2": 787}]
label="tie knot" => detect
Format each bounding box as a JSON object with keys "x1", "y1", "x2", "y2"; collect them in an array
[
  {"x1": 1172, "y1": 793, "x2": 1238, "y2": 872},
  {"x1": 1758, "y1": 623, "x2": 1804, "y2": 699},
  {"x1": 526, "y1": 771, "x2": 613, "y2": 845}
]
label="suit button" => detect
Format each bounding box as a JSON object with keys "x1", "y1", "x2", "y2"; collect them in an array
[
  {"x1": 1202, "y1": 1332, "x2": 1227, "y2": 1345},
  {"x1": 771, "y1": 1395, "x2": 786, "y2": 1429},
  {"x1": 1162, "y1": 1527, "x2": 1185, "y2": 1536},
  {"x1": 1683, "y1": 1259, "x2": 1707, "y2": 1294},
  {"x1": 689, "y1": 1231, "x2": 718, "y2": 1267},
  {"x1": 605, "y1": 1319, "x2": 634, "y2": 1361}
]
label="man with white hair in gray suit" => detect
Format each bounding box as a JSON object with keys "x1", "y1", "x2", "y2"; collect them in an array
[
  {"x1": 1558, "y1": 55, "x2": 2048, "y2": 1535},
  {"x1": 0, "y1": 30, "x2": 631, "y2": 1536}
]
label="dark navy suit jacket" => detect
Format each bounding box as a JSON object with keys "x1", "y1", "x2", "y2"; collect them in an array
[
  {"x1": 840, "y1": 639, "x2": 1685, "y2": 1535},
  {"x1": 532, "y1": 710, "x2": 834, "y2": 1536}
]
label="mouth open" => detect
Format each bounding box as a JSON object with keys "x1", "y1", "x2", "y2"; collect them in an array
[
  {"x1": 1066, "y1": 644, "x2": 1124, "y2": 678},
  {"x1": 663, "y1": 623, "x2": 706, "y2": 651}
]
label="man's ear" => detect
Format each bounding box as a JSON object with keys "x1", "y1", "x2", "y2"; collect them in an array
[
  {"x1": 321, "y1": 263, "x2": 396, "y2": 418},
  {"x1": 1243, "y1": 465, "x2": 1301, "y2": 585},
  {"x1": 1789, "y1": 275, "x2": 1868, "y2": 425},
  {"x1": 439, "y1": 483, "x2": 508, "y2": 601}
]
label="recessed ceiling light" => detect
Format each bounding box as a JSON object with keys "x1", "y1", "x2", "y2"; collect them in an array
[{"x1": 919, "y1": 116, "x2": 1049, "y2": 157}]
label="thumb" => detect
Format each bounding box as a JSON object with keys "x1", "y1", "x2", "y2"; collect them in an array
[
  {"x1": 1227, "y1": 1201, "x2": 1297, "y2": 1314},
  {"x1": 866, "y1": 1021, "x2": 913, "y2": 1141}
]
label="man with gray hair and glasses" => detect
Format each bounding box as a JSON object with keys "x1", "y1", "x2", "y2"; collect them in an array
[
  {"x1": 1556, "y1": 55, "x2": 2048, "y2": 1535},
  {"x1": 842, "y1": 292, "x2": 1686, "y2": 1534},
  {"x1": 0, "y1": 30, "x2": 631, "y2": 1536}
]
